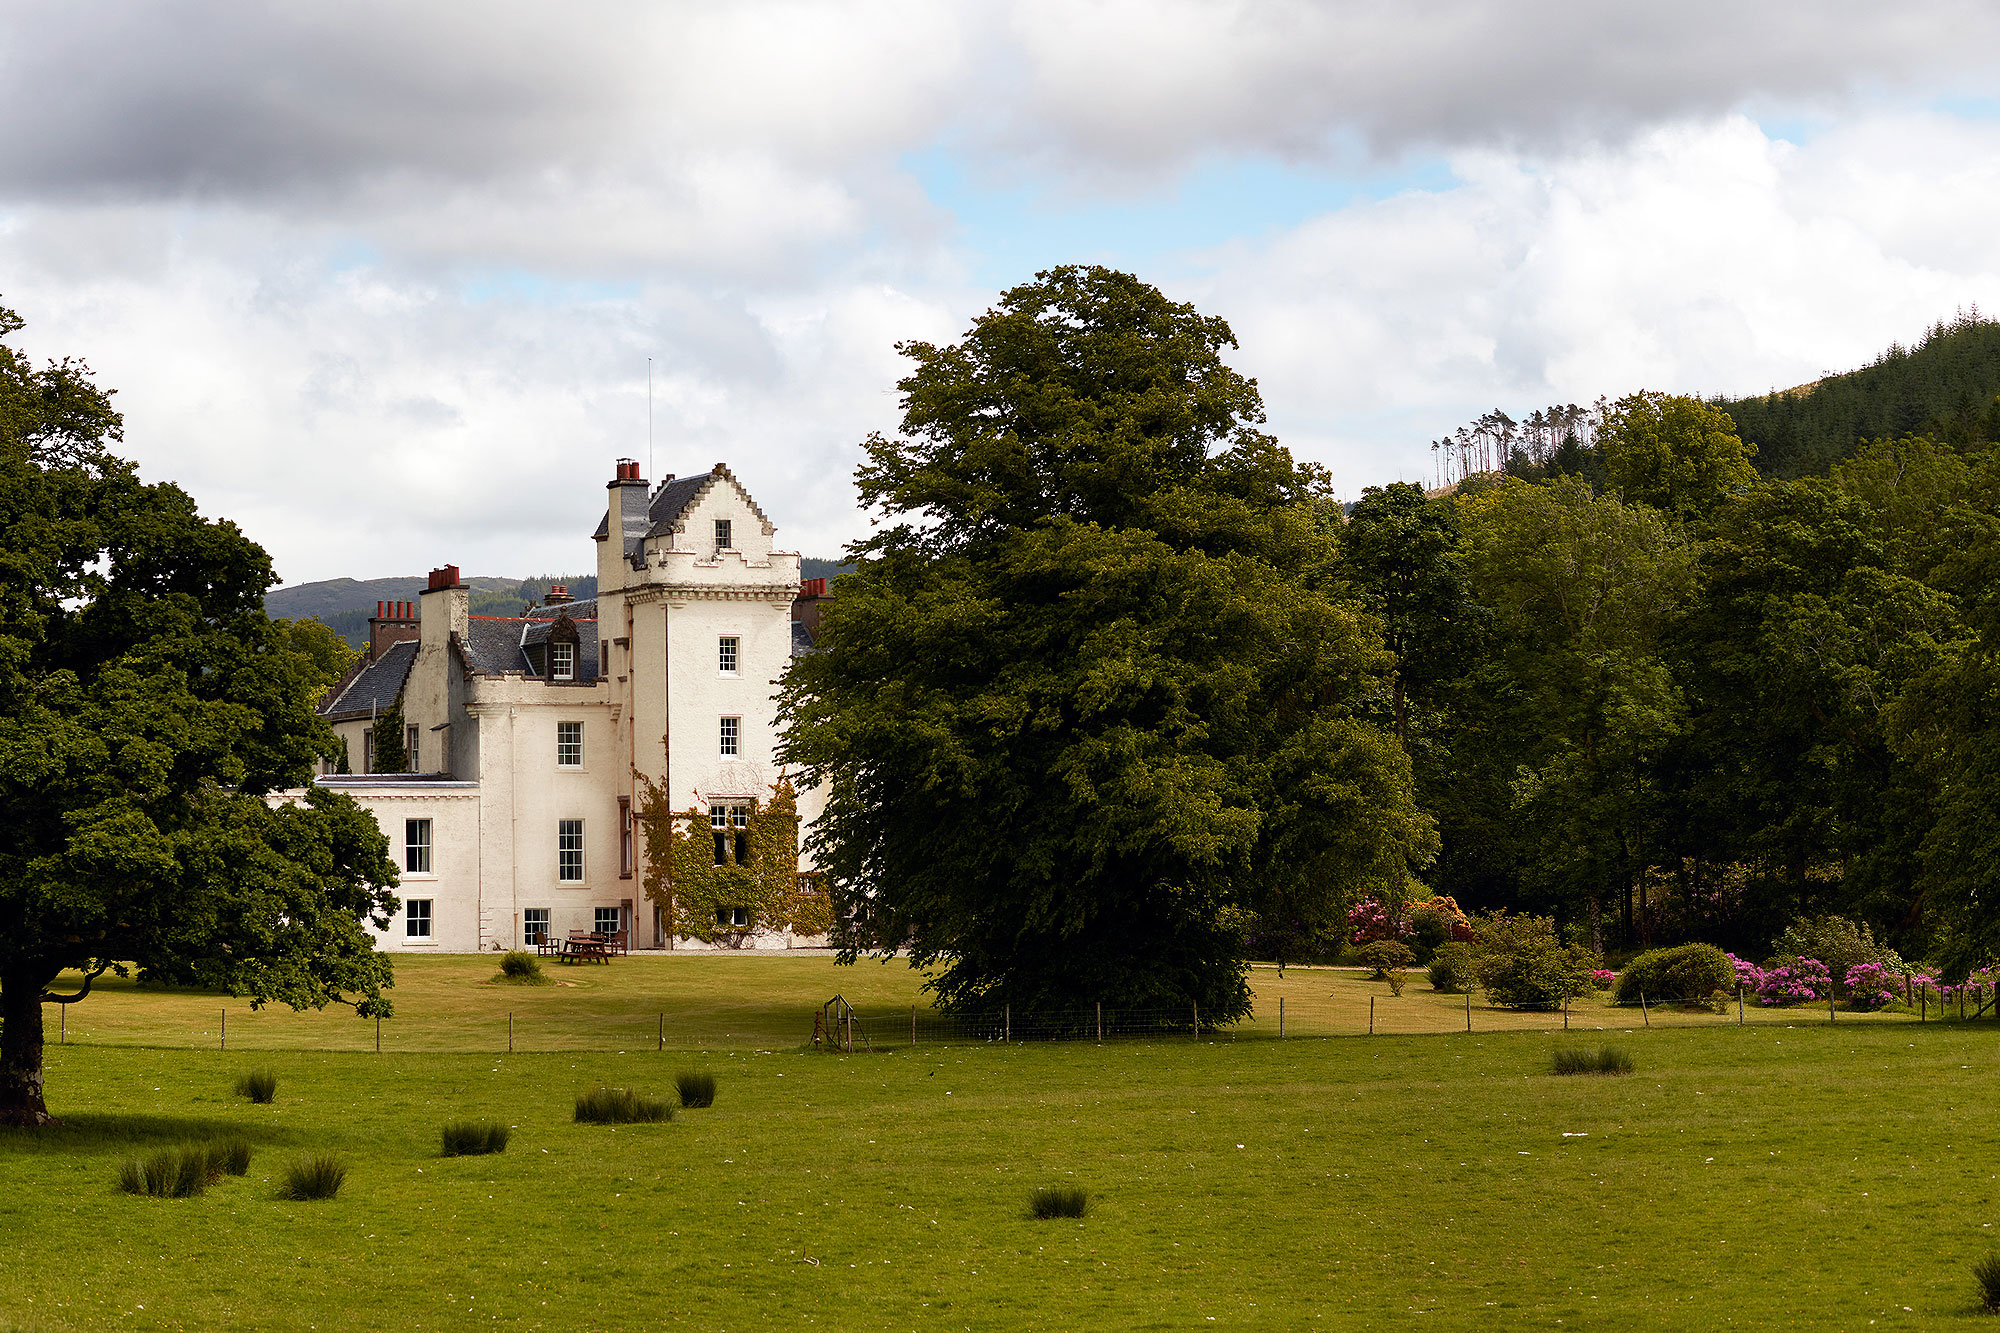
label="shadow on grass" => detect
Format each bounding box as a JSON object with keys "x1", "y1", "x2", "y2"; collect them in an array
[{"x1": 0, "y1": 1113, "x2": 305, "y2": 1155}]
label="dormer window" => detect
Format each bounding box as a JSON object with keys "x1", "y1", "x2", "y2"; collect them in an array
[
  {"x1": 714, "y1": 518, "x2": 732, "y2": 552},
  {"x1": 550, "y1": 641, "x2": 576, "y2": 681}
]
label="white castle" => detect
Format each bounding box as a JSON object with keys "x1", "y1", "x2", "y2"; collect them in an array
[{"x1": 310, "y1": 460, "x2": 830, "y2": 952}]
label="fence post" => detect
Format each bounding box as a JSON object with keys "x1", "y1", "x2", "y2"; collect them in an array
[
  {"x1": 1369, "y1": 996, "x2": 1375, "y2": 1035},
  {"x1": 1465, "y1": 988, "x2": 1471, "y2": 1033},
  {"x1": 220, "y1": 1008, "x2": 226, "y2": 1052},
  {"x1": 1004, "y1": 1004, "x2": 1010, "y2": 1044},
  {"x1": 1278, "y1": 996, "x2": 1285, "y2": 1039},
  {"x1": 1096, "y1": 1002, "x2": 1103, "y2": 1043},
  {"x1": 1738, "y1": 987, "x2": 1744, "y2": 1026},
  {"x1": 509, "y1": 1012, "x2": 514, "y2": 1053},
  {"x1": 1639, "y1": 992, "x2": 1649, "y2": 1027},
  {"x1": 658, "y1": 1013, "x2": 664, "y2": 1052},
  {"x1": 1192, "y1": 1003, "x2": 1200, "y2": 1040},
  {"x1": 1830, "y1": 991, "x2": 1836, "y2": 1024},
  {"x1": 1563, "y1": 999, "x2": 1569, "y2": 1030},
  {"x1": 911, "y1": 1005, "x2": 917, "y2": 1047},
  {"x1": 1922, "y1": 987, "x2": 1927, "y2": 1022}
]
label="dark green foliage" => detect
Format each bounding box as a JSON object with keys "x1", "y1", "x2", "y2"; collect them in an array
[
  {"x1": 674, "y1": 1070, "x2": 717, "y2": 1109},
  {"x1": 574, "y1": 1087, "x2": 671, "y2": 1124},
  {"x1": 497, "y1": 951, "x2": 544, "y2": 983},
  {"x1": 1718, "y1": 312, "x2": 2000, "y2": 479},
  {"x1": 1356, "y1": 940, "x2": 1414, "y2": 979},
  {"x1": 115, "y1": 1145, "x2": 216, "y2": 1198},
  {"x1": 1428, "y1": 941, "x2": 1475, "y2": 993},
  {"x1": 1550, "y1": 1046, "x2": 1633, "y2": 1076},
  {"x1": 1973, "y1": 1253, "x2": 2000, "y2": 1313},
  {"x1": 439, "y1": 1122, "x2": 510, "y2": 1157},
  {"x1": 0, "y1": 301, "x2": 399, "y2": 1126},
  {"x1": 234, "y1": 1070, "x2": 278, "y2": 1104},
  {"x1": 275, "y1": 1153, "x2": 346, "y2": 1201},
  {"x1": 1029, "y1": 1186, "x2": 1089, "y2": 1219},
  {"x1": 781, "y1": 266, "x2": 1434, "y2": 1021},
  {"x1": 1613, "y1": 944, "x2": 1733, "y2": 1005},
  {"x1": 1471, "y1": 913, "x2": 1596, "y2": 1010},
  {"x1": 1340, "y1": 482, "x2": 1473, "y2": 746}
]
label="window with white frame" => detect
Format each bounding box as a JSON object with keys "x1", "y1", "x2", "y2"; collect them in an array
[
  {"x1": 406, "y1": 724, "x2": 420, "y2": 771},
  {"x1": 595, "y1": 906, "x2": 620, "y2": 936},
  {"x1": 404, "y1": 819, "x2": 432, "y2": 874},
  {"x1": 556, "y1": 720, "x2": 583, "y2": 768},
  {"x1": 714, "y1": 518, "x2": 732, "y2": 551},
  {"x1": 405, "y1": 899, "x2": 432, "y2": 939},
  {"x1": 363, "y1": 730, "x2": 375, "y2": 773},
  {"x1": 714, "y1": 905, "x2": 748, "y2": 929},
  {"x1": 524, "y1": 907, "x2": 550, "y2": 945},
  {"x1": 718, "y1": 635, "x2": 739, "y2": 674},
  {"x1": 719, "y1": 715, "x2": 739, "y2": 756},
  {"x1": 557, "y1": 819, "x2": 585, "y2": 882},
  {"x1": 550, "y1": 640, "x2": 576, "y2": 681},
  {"x1": 710, "y1": 802, "x2": 751, "y2": 865}
]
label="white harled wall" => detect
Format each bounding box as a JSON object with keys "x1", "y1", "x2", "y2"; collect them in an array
[{"x1": 299, "y1": 463, "x2": 820, "y2": 953}]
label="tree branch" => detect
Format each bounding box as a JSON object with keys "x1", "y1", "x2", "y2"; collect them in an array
[{"x1": 41, "y1": 961, "x2": 111, "y2": 1005}]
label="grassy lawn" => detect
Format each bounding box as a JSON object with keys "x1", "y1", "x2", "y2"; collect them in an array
[
  {"x1": 6, "y1": 1003, "x2": 1999, "y2": 1330},
  {"x1": 39, "y1": 954, "x2": 1918, "y2": 1054}
]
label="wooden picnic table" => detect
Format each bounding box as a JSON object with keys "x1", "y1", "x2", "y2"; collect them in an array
[{"x1": 554, "y1": 932, "x2": 614, "y2": 964}]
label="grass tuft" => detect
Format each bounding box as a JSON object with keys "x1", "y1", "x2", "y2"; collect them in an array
[
  {"x1": 115, "y1": 1145, "x2": 213, "y2": 1198},
  {"x1": 1551, "y1": 1046, "x2": 1634, "y2": 1076},
  {"x1": 575, "y1": 1087, "x2": 672, "y2": 1124},
  {"x1": 210, "y1": 1137, "x2": 254, "y2": 1177},
  {"x1": 1976, "y1": 1254, "x2": 2000, "y2": 1313},
  {"x1": 497, "y1": 950, "x2": 545, "y2": 983},
  {"x1": 274, "y1": 1153, "x2": 347, "y2": 1201},
  {"x1": 440, "y1": 1121, "x2": 511, "y2": 1157},
  {"x1": 1029, "y1": 1185, "x2": 1089, "y2": 1220},
  {"x1": 234, "y1": 1069, "x2": 278, "y2": 1104},
  {"x1": 675, "y1": 1070, "x2": 717, "y2": 1109}
]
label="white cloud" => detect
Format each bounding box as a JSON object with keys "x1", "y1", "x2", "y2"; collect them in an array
[
  {"x1": 7, "y1": 3, "x2": 2000, "y2": 581},
  {"x1": 1203, "y1": 114, "x2": 2000, "y2": 495}
]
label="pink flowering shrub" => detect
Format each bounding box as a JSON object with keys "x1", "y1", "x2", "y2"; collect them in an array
[
  {"x1": 1589, "y1": 969, "x2": 1616, "y2": 991},
  {"x1": 1347, "y1": 897, "x2": 1410, "y2": 946},
  {"x1": 1844, "y1": 961, "x2": 1900, "y2": 1011},
  {"x1": 1752, "y1": 956, "x2": 1832, "y2": 1006}
]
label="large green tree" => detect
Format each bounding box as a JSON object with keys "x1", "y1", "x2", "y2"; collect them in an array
[
  {"x1": 781, "y1": 266, "x2": 1434, "y2": 1019},
  {"x1": 1599, "y1": 391, "x2": 1757, "y2": 520},
  {"x1": 1446, "y1": 476, "x2": 1695, "y2": 946},
  {"x1": 0, "y1": 303, "x2": 398, "y2": 1125},
  {"x1": 1339, "y1": 481, "x2": 1474, "y2": 746}
]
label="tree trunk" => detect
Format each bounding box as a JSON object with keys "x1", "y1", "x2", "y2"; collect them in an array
[{"x1": 0, "y1": 971, "x2": 54, "y2": 1126}]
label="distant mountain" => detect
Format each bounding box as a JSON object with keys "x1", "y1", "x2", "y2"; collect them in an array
[
  {"x1": 1717, "y1": 311, "x2": 2000, "y2": 478},
  {"x1": 271, "y1": 563, "x2": 849, "y2": 647},
  {"x1": 267, "y1": 575, "x2": 599, "y2": 648}
]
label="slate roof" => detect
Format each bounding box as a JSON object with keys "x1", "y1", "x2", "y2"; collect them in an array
[
  {"x1": 791, "y1": 620, "x2": 815, "y2": 656},
  {"x1": 590, "y1": 465, "x2": 773, "y2": 553},
  {"x1": 460, "y1": 611, "x2": 601, "y2": 681},
  {"x1": 321, "y1": 639, "x2": 417, "y2": 721}
]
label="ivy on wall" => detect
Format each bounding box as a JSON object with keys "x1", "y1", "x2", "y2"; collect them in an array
[{"x1": 637, "y1": 778, "x2": 827, "y2": 943}]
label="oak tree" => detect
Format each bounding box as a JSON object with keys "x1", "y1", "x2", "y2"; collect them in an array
[{"x1": 0, "y1": 303, "x2": 397, "y2": 1125}]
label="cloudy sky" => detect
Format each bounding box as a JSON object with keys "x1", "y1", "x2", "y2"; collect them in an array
[{"x1": 6, "y1": 1, "x2": 2000, "y2": 585}]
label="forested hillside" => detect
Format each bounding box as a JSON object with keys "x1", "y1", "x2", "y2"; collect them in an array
[
  {"x1": 1366, "y1": 391, "x2": 2000, "y2": 973},
  {"x1": 274, "y1": 563, "x2": 848, "y2": 647},
  {"x1": 268, "y1": 575, "x2": 599, "y2": 647},
  {"x1": 1716, "y1": 310, "x2": 2000, "y2": 477}
]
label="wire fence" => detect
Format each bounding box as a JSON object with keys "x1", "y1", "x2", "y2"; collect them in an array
[{"x1": 43, "y1": 980, "x2": 1988, "y2": 1055}]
